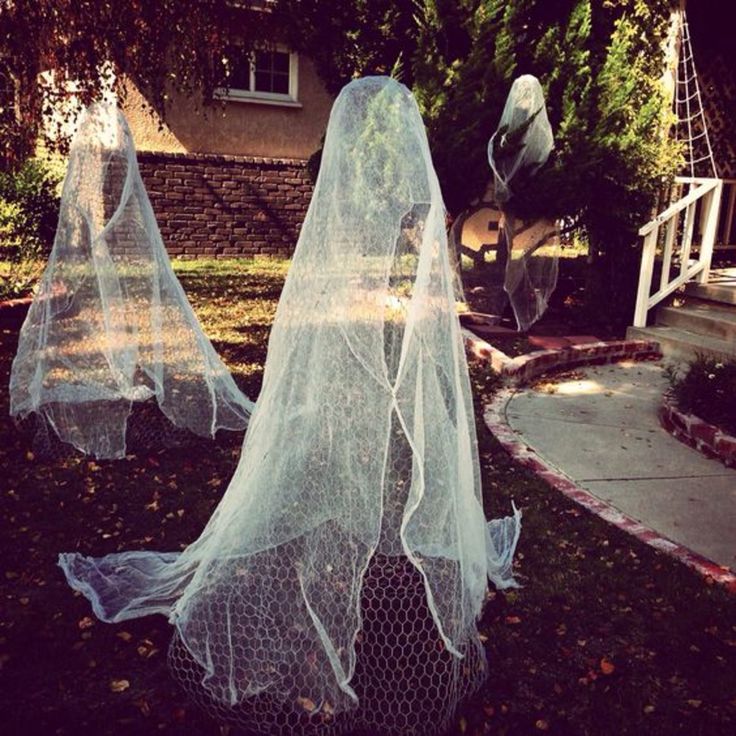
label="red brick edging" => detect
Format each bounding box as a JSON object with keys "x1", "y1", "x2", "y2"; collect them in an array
[
  {"x1": 463, "y1": 331, "x2": 662, "y2": 383},
  {"x1": 0, "y1": 296, "x2": 33, "y2": 327},
  {"x1": 659, "y1": 392, "x2": 736, "y2": 468},
  {"x1": 0, "y1": 295, "x2": 33, "y2": 312},
  {"x1": 464, "y1": 332, "x2": 736, "y2": 592}
]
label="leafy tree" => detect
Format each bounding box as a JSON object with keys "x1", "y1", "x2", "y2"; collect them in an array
[
  {"x1": 275, "y1": 0, "x2": 419, "y2": 94},
  {"x1": 2, "y1": 0, "x2": 682, "y2": 322},
  {"x1": 285, "y1": 0, "x2": 680, "y2": 323},
  {"x1": 0, "y1": 1, "x2": 270, "y2": 171}
]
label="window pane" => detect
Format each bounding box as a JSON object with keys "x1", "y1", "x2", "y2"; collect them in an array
[
  {"x1": 229, "y1": 63, "x2": 251, "y2": 90},
  {"x1": 254, "y1": 51, "x2": 272, "y2": 73},
  {"x1": 254, "y1": 71, "x2": 273, "y2": 93},
  {"x1": 220, "y1": 45, "x2": 251, "y2": 90},
  {"x1": 271, "y1": 72, "x2": 289, "y2": 95},
  {"x1": 272, "y1": 51, "x2": 290, "y2": 74}
]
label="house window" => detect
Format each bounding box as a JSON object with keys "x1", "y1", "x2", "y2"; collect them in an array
[{"x1": 217, "y1": 47, "x2": 300, "y2": 107}]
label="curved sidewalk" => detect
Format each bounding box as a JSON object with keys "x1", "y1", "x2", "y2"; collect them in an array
[{"x1": 503, "y1": 360, "x2": 736, "y2": 572}]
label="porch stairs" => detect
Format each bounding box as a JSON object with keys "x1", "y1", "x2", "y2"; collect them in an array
[{"x1": 627, "y1": 280, "x2": 736, "y2": 362}]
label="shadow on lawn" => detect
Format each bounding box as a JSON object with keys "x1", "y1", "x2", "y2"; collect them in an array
[{"x1": 0, "y1": 261, "x2": 735, "y2": 736}]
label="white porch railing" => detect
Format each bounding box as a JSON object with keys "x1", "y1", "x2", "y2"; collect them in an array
[
  {"x1": 633, "y1": 176, "x2": 723, "y2": 327},
  {"x1": 719, "y1": 178, "x2": 736, "y2": 249}
]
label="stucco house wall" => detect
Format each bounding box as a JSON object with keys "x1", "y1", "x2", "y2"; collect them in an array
[
  {"x1": 123, "y1": 55, "x2": 332, "y2": 160},
  {"x1": 122, "y1": 51, "x2": 333, "y2": 258}
]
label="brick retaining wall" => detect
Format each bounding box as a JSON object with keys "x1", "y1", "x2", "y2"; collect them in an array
[
  {"x1": 462, "y1": 332, "x2": 662, "y2": 384},
  {"x1": 659, "y1": 391, "x2": 736, "y2": 468},
  {"x1": 137, "y1": 151, "x2": 313, "y2": 258}
]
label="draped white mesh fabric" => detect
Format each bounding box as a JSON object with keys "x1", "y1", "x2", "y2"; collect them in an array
[
  {"x1": 488, "y1": 75, "x2": 557, "y2": 332},
  {"x1": 59, "y1": 77, "x2": 521, "y2": 735},
  {"x1": 9, "y1": 103, "x2": 252, "y2": 459}
]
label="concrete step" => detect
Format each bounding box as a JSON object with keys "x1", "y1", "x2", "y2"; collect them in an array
[
  {"x1": 685, "y1": 281, "x2": 736, "y2": 306},
  {"x1": 626, "y1": 325, "x2": 736, "y2": 362},
  {"x1": 656, "y1": 301, "x2": 736, "y2": 341}
]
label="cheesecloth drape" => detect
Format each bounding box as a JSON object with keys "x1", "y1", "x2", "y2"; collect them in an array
[
  {"x1": 488, "y1": 75, "x2": 556, "y2": 332},
  {"x1": 9, "y1": 102, "x2": 252, "y2": 459},
  {"x1": 59, "y1": 77, "x2": 520, "y2": 734}
]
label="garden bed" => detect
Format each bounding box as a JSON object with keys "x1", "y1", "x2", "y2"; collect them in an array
[
  {"x1": 659, "y1": 391, "x2": 736, "y2": 468},
  {"x1": 665, "y1": 356, "x2": 736, "y2": 437}
]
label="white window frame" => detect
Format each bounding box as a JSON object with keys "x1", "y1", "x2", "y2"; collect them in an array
[{"x1": 215, "y1": 46, "x2": 301, "y2": 108}]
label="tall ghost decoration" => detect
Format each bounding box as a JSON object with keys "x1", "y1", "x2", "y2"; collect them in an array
[
  {"x1": 488, "y1": 74, "x2": 556, "y2": 332},
  {"x1": 10, "y1": 102, "x2": 252, "y2": 459},
  {"x1": 60, "y1": 78, "x2": 521, "y2": 735}
]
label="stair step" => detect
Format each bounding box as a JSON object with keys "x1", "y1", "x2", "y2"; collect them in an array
[
  {"x1": 657, "y1": 302, "x2": 736, "y2": 340},
  {"x1": 626, "y1": 325, "x2": 736, "y2": 362},
  {"x1": 685, "y1": 282, "x2": 736, "y2": 306}
]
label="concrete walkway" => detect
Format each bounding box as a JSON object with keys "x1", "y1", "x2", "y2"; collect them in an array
[{"x1": 505, "y1": 360, "x2": 736, "y2": 570}]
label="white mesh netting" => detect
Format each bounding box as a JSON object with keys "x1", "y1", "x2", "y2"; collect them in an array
[
  {"x1": 59, "y1": 77, "x2": 521, "y2": 735},
  {"x1": 672, "y1": 9, "x2": 718, "y2": 179},
  {"x1": 9, "y1": 102, "x2": 253, "y2": 459},
  {"x1": 488, "y1": 75, "x2": 557, "y2": 332}
]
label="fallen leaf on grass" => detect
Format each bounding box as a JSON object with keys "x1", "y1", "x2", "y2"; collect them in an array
[
  {"x1": 600, "y1": 657, "x2": 615, "y2": 675},
  {"x1": 297, "y1": 696, "x2": 317, "y2": 713},
  {"x1": 133, "y1": 697, "x2": 151, "y2": 716},
  {"x1": 137, "y1": 639, "x2": 159, "y2": 658},
  {"x1": 109, "y1": 679, "x2": 130, "y2": 693}
]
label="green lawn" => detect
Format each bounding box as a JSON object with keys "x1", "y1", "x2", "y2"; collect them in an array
[{"x1": 0, "y1": 258, "x2": 734, "y2": 735}]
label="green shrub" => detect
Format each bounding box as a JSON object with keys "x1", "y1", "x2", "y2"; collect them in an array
[
  {"x1": 0, "y1": 259, "x2": 45, "y2": 301},
  {"x1": 0, "y1": 157, "x2": 60, "y2": 259},
  {"x1": 0, "y1": 157, "x2": 60, "y2": 299},
  {"x1": 666, "y1": 355, "x2": 736, "y2": 436}
]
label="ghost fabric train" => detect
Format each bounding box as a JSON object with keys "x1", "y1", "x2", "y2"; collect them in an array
[{"x1": 59, "y1": 78, "x2": 521, "y2": 735}]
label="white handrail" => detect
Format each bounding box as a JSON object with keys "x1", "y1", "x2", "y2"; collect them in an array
[
  {"x1": 638, "y1": 178, "x2": 719, "y2": 236},
  {"x1": 633, "y1": 176, "x2": 723, "y2": 327}
]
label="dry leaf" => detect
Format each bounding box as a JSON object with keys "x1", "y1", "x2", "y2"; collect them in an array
[
  {"x1": 297, "y1": 696, "x2": 317, "y2": 713},
  {"x1": 109, "y1": 679, "x2": 130, "y2": 693},
  {"x1": 600, "y1": 657, "x2": 615, "y2": 675}
]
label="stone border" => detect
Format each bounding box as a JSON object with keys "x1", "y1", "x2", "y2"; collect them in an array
[
  {"x1": 463, "y1": 331, "x2": 662, "y2": 382},
  {"x1": 464, "y1": 332, "x2": 736, "y2": 592},
  {"x1": 0, "y1": 296, "x2": 33, "y2": 312},
  {"x1": 0, "y1": 296, "x2": 33, "y2": 327},
  {"x1": 659, "y1": 391, "x2": 736, "y2": 468}
]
